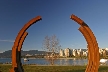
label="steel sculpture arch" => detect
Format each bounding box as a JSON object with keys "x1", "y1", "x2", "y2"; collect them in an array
[
  {"x1": 9, "y1": 14, "x2": 99, "y2": 72},
  {"x1": 79, "y1": 26, "x2": 94, "y2": 72},
  {"x1": 17, "y1": 32, "x2": 28, "y2": 72},
  {"x1": 70, "y1": 14, "x2": 100, "y2": 72},
  {"x1": 10, "y1": 16, "x2": 42, "y2": 72}
]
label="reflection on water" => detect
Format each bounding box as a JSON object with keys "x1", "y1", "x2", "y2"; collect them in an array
[
  {"x1": 64, "y1": 59, "x2": 69, "y2": 65},
  {"x1": 59, "y1": 59, "x2": 63, "y2": 65},
  {"x1": 0, "y1": 58, "x2": 88, "y2": 65},
  {"x1": 73, "y1": 58, "x2": 76, "y2": 60},
  {"x1": 58, "y1": 58, "x2": 88, "y2": 66}
]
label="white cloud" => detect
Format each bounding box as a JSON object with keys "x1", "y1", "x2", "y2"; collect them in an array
[{"x1": 0, "y1": 39, "x2": 14, "y2": 42}]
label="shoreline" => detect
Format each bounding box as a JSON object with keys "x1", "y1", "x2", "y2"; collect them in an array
[{"x1": 24, "y1": 57, "x2": 87, "y2": 59}]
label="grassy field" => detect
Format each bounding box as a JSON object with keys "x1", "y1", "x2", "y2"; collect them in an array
[{"x1": 0, "y1": 64, "x2": 108, "y2": 72}]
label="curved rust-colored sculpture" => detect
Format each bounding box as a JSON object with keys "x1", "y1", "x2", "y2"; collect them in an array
[
  {"x1": 10, "y1": 16, "x2": 42, "y2": 72},
  {"x1": 79, "y1": 26, "x2": 94, "y2": 71},
  {"x1": 17, "y1": 32, "x2": 28, "y2": 72},
  {"x1": 70, "y1": 14, "x2": 99, "y2": 72},
  {"x1": 10, "y1": 14, "x2": 99, "y2": 72}
]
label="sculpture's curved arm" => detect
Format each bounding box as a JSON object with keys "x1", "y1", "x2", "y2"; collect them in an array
[
  {"x1": 18, "y1": 32, "x2": 28, "y2": 51},
  {"x1": 14, "y1": 16, "x2": 41, "y2": 47},
  {"x1": 17, "y1": 32, "x2": 28, "y2": 72},
  {"x1": 70, "y1": 14, "x2": 99, "y2": 72},
  {"x1": 12, "y1": 16, "x2": 42, "y2": 67},
  {"x1": 70, "y1": 14, "x2": 84, "y2": 25},
  {"x1": 79, "y1": 26, "x2": 94, "y2": 72}
]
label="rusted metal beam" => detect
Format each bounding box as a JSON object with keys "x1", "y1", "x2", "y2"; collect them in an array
[
  {"x1": 17, "y1": 32, "x2": 28, "y2": 72},
  {"x1": 10, "y1": 16, "x2": 42, "y2": 72},
  {"x1": 78, "y1": 26, "x2": 94, "y2": 72},
  {"x1": 70, "y1": 14, "x2": 99, "y2": 72}
]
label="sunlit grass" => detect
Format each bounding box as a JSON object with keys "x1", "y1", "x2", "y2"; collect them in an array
[{"x1": 0, "y1": 64, "x2": 108, "y2": 72}]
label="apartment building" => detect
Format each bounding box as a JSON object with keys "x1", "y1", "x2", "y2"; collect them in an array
[
  {"x1": 59, "y1": 48, "x2": 108, "y2": 57},
  {"x1": 72, "y1": 49, "x2": 77, "y2": 56},
  {"x1": 59, "y1": 49, "x2": 64, "y2": 56},
  {"x1": 64, "y1": 48, "x2": 70, "y2": 57}
]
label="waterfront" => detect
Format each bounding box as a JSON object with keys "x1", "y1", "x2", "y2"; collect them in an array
[
  {"x1": 0, "y1": 58, "x2": 88, "y2": 65},
  {"x1": 1, "y1": 58, "x2": 108, "y2": 72},
  {"x1": 0, "y1": 58, "x2": 85, "y2": 66},
  {"x1": 1, "y1": 58, "x2": 108, "y2": 66}
]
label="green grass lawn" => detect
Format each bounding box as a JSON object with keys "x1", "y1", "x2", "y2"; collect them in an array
[{"x1": 0, "y1": 64, "x2": 108, "y2": 72}]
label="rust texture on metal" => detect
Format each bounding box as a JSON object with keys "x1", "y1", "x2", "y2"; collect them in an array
[
  {"x1": 10, "y1": 16, "x2": 42, "y2": 72},
  {"x1": 70, "y1": 14, "x2": 99, "y2": 72},
  {"x1": 18, "y1": 32, "x2": 28, "y2": 51},
  {"x1": 70, "y1": 14, "x2": 84, "y2": 25},
  {"x1": 78, "y1": 26, "x2": 94, "y2": 72},
  {"x1": 17, "y1": 32, "x2": 28, "y2": 72},
  {"x1": 10, "y1": 14, "x2": 99, "y2": 72}
]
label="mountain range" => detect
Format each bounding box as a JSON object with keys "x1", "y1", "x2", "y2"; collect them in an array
[{"x1": 0, "y1": 50, "x2": 45, "y2": 58}]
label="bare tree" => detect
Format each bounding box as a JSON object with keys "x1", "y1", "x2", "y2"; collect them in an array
[{"x1": 42, "y1": 35, "x2": 61, "y2": 65}]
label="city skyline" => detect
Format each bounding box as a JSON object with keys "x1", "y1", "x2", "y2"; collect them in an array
[{"x1": 0, "y1": 0, "x2": 108, "y2": 52}]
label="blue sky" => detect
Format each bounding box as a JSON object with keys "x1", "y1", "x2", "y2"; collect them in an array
[{"x1": 0, "y1": 0, "x2": 108, "y2": 52}]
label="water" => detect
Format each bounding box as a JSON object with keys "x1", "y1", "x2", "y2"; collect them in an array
[
  {"x1": 1, "y1": 58, "x2": 108, "y2": 66},
  {"x1": 2, "y1": 58, "x2": 108, "y2": 66},
  {"x1": 0, "y1": 58, "x2": 88, "y2": 65}
]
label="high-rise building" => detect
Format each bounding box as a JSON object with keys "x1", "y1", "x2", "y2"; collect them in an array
[
  {"x1": 72, "y1": 49, "x2": 77, "y2": 56},
  {"x1": 59, "y1": 49, "x2": 64, "y2": 56},
  {"x1": 64, "y1": 48, "x2": 70, "y2": 57},
  {"x1": 105, "y1": 48, "x2": 108, "y2": 52},
  {"x1": 83, "y1": 51, "x2": 87, "y2": 56}
]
